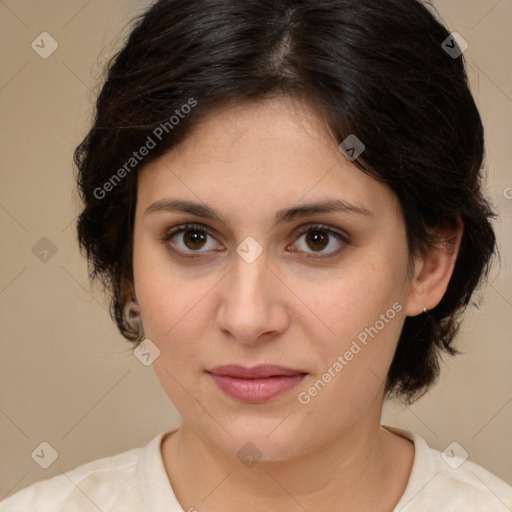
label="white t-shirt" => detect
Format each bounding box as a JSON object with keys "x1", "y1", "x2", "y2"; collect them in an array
[{"x1": 1, "y1": 425, "x2": 511, "y2": 511}]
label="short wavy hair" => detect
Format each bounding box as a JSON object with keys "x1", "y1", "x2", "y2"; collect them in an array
[{"x1": 74, "y1": 0, "x2": 498, "y2": 404}]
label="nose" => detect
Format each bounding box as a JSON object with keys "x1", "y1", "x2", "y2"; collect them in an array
[{"x1": 216, "y1": 252, "x2": 290, "y2": 346}]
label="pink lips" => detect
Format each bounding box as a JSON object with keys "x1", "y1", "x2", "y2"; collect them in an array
[{"x1": 207, "y1": 364, "x2": 307, "y2": 403}]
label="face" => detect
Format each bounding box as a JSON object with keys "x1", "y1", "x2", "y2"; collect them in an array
[{"x1": 132, "y1": 96, "x2": 416, "y2": 461}]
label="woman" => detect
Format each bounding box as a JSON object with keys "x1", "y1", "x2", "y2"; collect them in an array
[{"x1": 2, "y1": 0, "x2": 511, "y2": 510}]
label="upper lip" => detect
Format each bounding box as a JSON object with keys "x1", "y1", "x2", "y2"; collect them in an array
[{"x1": 207, "y1": 364, "x2": 307, "y2": 378}]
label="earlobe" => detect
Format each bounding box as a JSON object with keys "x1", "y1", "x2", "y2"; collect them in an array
[
  {"x1": 404, "y1": 218, "x2": 463, "y2": 317},
  {"x1": 123, "y1": 296, "x2": 145, "y2": 340}
]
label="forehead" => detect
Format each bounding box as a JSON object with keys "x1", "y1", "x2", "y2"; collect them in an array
[{"x1": 136, "y1": 97, "x2": 401, "y2": 224}]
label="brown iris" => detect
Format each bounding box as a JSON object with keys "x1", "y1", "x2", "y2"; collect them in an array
[
  {"x1": 305, "y1": 230, "x2": 329, "y2": 251},
  {"x1": 183, "y1": 229, "x2": 207, "y2": 250}
]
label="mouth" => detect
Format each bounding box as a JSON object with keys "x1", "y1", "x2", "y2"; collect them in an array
[{"x1": 206, "y1": 364, "x2": 307, "y2": 403}]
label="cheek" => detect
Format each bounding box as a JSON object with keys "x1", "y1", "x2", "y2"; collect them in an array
[
  {"x1": 296, "y1": 297, "x2": 405, "y2": 430},
  {"x1": 133, "y1": 230, "x2": 200, "y2": 335},
  {"x1": 136, "y1": 266, "x2": 215, "y2": 409},
  {"x1": 304, "y1": 259, "x2": 407, "y2": 393},
  {"x1": 318, "y1": 266, "x2": 403, "y2": 342},
  {"x1": 137, "y1": 273, "x2": 212, "y2": 352}
]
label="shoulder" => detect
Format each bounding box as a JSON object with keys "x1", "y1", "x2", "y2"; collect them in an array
[
  {"x1": 0, "y1": 444, "x2": 145, "y2": 512},
  {"x1": 384, "y1": 425, "x2": 512, "y2": 511},
  {"x1": 429, "y1": 456, "x2": 512, "y2": 508}
]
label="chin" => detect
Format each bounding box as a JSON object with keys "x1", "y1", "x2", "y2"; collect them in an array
[{"x1": 205, "y1": 415, "x2": 316, "y2": 464}]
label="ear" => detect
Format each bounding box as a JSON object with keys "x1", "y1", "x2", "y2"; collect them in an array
[
  {"x1": 120, "y1": 277, "x2": 138, "y2": 307},
  {"x1": 404, "y1": 217, "x2": 463, "y2": 317}
]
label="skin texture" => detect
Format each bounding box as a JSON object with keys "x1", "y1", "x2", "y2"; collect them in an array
[{"x1": 131, "y1": 96, "x2": 462, "y2": 511}]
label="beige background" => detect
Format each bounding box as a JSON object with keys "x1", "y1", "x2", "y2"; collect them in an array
[{"x1": 1, "y1": 0, "x2": 511, "y2": 499}]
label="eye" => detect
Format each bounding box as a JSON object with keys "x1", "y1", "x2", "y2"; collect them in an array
[
  {"x1": 161, "y1": 223, "x2": 349, "y2": 260},
  {"x1": 162, "y1": 223, "x2": 223, "y2": 257},
  {"x1": 289, "y1": 224, "x2": 349, "y2": 259}
]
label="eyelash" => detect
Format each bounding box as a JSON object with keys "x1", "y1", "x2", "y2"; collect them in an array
[{"x1": 161, "y1": 223, "x2": 350, "y2": 260}]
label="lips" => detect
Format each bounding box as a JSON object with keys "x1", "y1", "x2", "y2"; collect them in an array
[
  {"x1": 208, "y1": 364, "x2": 305, "y2": 378},
  {"x1": 207, "y1": 364, "x2": 307, "y2": 403}
]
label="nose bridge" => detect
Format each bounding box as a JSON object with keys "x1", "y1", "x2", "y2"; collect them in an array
[
  {"x1": 229, "y1": 246, "x2": 269, "y2": 306},
  {"x1": 217, "y1": 246, "x2": 287, "y2": 343}
]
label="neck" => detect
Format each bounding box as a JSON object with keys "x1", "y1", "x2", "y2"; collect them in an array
[{"x1": 162, "y1": 404, "x2": 413, "y2": 511}]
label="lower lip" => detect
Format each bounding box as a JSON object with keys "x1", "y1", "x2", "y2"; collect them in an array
[{"x1": 208, "y1": 373, "x2": 307, "y2": 403}]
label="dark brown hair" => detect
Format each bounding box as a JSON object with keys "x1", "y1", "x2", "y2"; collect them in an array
[{"x1": 74, "y1": 0, "x2": 498, "y2": 404}]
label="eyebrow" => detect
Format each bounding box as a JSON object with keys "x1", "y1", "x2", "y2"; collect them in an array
[{"x1": 144, "y1": 198, "x2": 373, "y2": 227}]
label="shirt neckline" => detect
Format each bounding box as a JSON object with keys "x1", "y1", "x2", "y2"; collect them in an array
[
  {"x1": 381, "y1": 424, "x2": 438, "y2": 510},
  {"x1": 138, "y1": 427, "x2": 183, "y2": 512}
]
